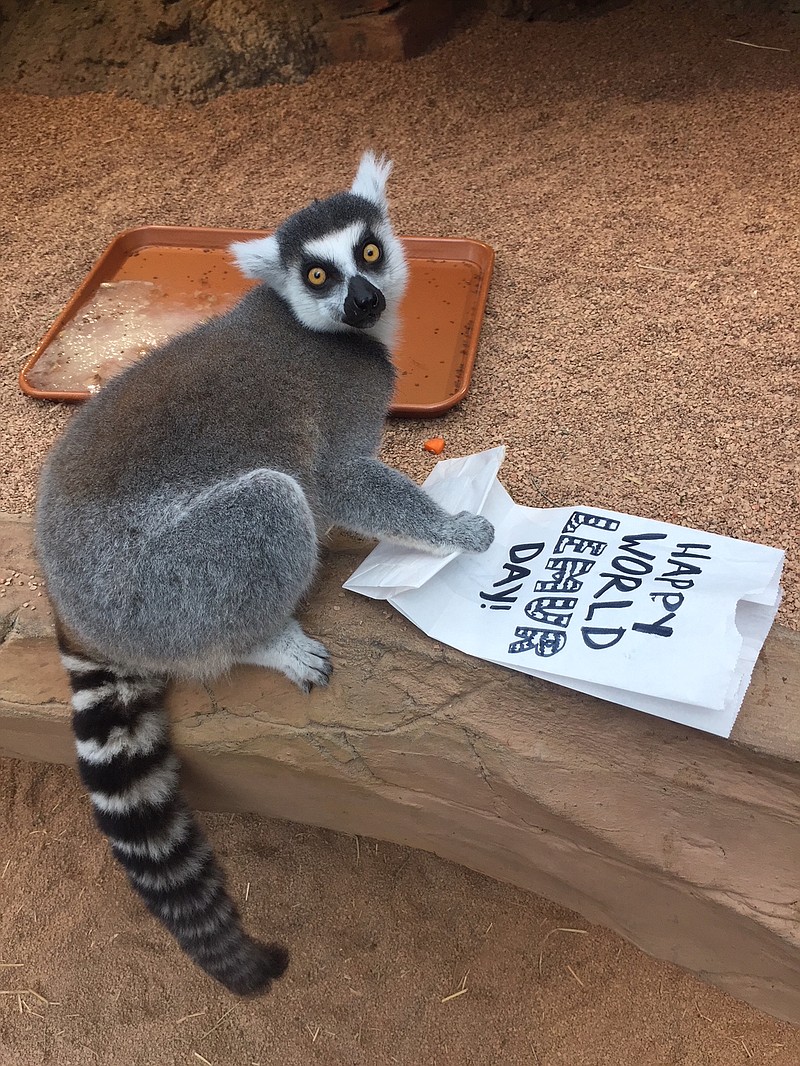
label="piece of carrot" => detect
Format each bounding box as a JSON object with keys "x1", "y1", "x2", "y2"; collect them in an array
[{"x1": 424, "y1": 437, "x2": 446, "y2": 455}]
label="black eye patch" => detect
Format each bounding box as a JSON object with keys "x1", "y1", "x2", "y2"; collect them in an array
[
  {"x1": 356, "y1": 235, "x2": 384, "y2": 269},
  {"x1": 301, "y1": 259, "x2": 340, "y2": 292}
]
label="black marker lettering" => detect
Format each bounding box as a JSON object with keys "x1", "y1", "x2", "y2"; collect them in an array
[
  {"x1": 534, "y1": 576, "x2": 583, "y2": 594},
  {"x1": 584, "y1": 599, "x2": 633, "y2": 621},
  {"x1": 618, "y1": 532, "x2": 667, "y2": 561},
  {"x1": 562, "y1": 511, "x2": 621, "y2": 534},
  {"x1": 509, "y1": 628, "x2": 567, "y2": 657},
  {"x1": 479, "y1": 584, "x2": 523, "y2": 606},
  {"x1": 546, "y1": 557, "x2": 596, "y2": 579},
  {"x1": 495, "y1": 563, "x2": 533, "y2": 586},
  {"x1": 660, "y1": 560, "x2": 703, "y2": 581},
  {"x1": 524, "y1": 596, "x2": 578, "y2": 628},
  {"x1": 672, "y1": 543, "x2": 712, "y2": 561},
  {"x1": 509, "y1": 543, "x2": 546, "y2": 564},
  {"x1": 581, "y1": 626, "x2": 626, "y2": 650},
  {"x1": 649, "y1": 591, "x2": 685, "y2": 612},
  {"x1": 554, "y1": 535, "x2": 608, "y2": 557},
  {"x1": 611, "y1": 554, "x2": 654, "y2": 578},
  {"x1": 654, "y1": 576, "x2": 696, "y2": 591},
  {"x1": 594, "y1": 573, "x2": 642, "y2": 598},
  {"x1": 632, "y1": 612, "x2": 677, "y2": 638}
]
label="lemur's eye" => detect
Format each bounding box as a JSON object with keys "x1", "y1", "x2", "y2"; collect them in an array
[
  {"x1": 307, "y1": 266, "x2": 327, "y2": 286},
  {"x1": 362, "y1": 242, "x2": 381, "y2": 264}
]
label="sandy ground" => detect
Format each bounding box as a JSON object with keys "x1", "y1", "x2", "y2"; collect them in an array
[
  {"x1": 1, "y1": 2, "x2": 798, "y2": 627},
  {"x1": 3, "y1": 755, "x2": 800, "y2": 1066},
  {"x1": 1, "y1": 1, "x2": 799, "y2": 1063}
]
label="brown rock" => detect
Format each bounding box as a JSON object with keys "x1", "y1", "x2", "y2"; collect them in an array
[
  {"x1": 319, "y1": 0, "x2": 460, "y2": 63},
  {"x1": 1, "y1": 513, "x2": 799, "y2": 1024},
  {"x1": 0, "y1": 0, "x2": 468, "y2": 105}
]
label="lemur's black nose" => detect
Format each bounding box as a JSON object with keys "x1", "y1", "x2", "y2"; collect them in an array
[
  {"x1": 349, "y1": 275, "x2": 382, "y2": 310},
  {"x1": 357, "y1": 290, "x2": 379, "y2": 310},
  {"x1": 343, "y1": 274, "x2": 386, "y2": 326}
]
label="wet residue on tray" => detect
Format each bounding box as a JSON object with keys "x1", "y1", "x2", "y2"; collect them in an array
[{"x1": 25, "y1": 280, "x2": 226, "y2": 393}]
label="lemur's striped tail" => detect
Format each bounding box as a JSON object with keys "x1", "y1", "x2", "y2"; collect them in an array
[{"x1": 60, "y1": 641, "x2": 289, "y2": 996}]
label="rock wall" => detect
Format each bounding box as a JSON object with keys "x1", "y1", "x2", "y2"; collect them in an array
[{"x1": 0, "y1": 0, "x2": 463, "y2": 105}]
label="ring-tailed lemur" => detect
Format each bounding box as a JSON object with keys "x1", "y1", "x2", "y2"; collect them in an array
[{"x1": 35, "y1": 152, "x2": 495, "y2": 996}]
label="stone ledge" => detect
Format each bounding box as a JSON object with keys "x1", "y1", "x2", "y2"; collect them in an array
[{"x1": 2, "y1": 512, "x2": 799, "y2": 1023}]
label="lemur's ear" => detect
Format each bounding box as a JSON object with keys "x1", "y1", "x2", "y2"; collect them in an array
[
  {"x1": 229, "y1": 234, "x2": 282, "y2": 284},
  {"x1": 350, "y1": 150, "x2": 393, "y2": 207}
]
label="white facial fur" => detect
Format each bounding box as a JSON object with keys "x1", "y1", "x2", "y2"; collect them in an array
[{"x1": 230, "y1": 151, "x2": 408, "y2": 349}]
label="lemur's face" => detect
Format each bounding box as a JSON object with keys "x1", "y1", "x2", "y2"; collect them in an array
[
  {"x1": 230, "y1": 152, "x2": 409, "y2": 347},
  {"x1": 281, "y1": 213, "x2": 406, "y2": 335}
]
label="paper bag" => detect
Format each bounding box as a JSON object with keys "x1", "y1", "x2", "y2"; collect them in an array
[{"x1": 344, "y1": 448, "x2": 784, "y2": 737}]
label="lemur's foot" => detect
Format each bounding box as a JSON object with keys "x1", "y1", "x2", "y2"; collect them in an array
[{"x1": 239, "y1": 622, "x2": 333, "y2": 693}]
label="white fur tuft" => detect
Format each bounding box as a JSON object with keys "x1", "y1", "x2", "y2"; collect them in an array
[
  {"x1": 350, "y1": 150, "x2": 393, "y2": 206},
  {"x1": 229, "y1": 234, "x2": 281, "y2": 282}
]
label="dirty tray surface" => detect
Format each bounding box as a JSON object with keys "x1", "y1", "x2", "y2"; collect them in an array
[{"x1": 19, "y1": 226, "x2": 494, "y2": 417}]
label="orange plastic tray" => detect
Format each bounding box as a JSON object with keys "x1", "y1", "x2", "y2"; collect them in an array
[{"x1": 19, "y1": 226, "x2": 494, "y2": 418}]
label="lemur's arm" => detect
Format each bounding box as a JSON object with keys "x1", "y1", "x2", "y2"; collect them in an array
[{"x1": 318, "y1": 456, "x2": 494, "y2": 555}]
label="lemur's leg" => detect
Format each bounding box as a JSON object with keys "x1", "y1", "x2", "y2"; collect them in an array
[
  {"x1": 107, "y1": 469, "x2": 321, "y2": 675},
  {"x1": 237, "y1": 620, "x2": 332, "y2": 693},
  {"x1": 319, "y1": 457, "x2": 494, "y2": 556}
]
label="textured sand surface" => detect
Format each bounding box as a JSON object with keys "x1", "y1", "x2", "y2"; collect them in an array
[
  {"x1": 1, "y1": 2, "x2": 799, "y2": 1063},
  {"x1": 1, "y1": 0, "x2": 797, "y2": 625},
  {"x1": 2, "y1": 756, "x2": 800, "y2": 1066}
]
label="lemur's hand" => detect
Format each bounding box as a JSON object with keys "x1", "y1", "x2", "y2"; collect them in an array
[{"x1": 444, "y1": 511, "x2": 495, "y2": 554}]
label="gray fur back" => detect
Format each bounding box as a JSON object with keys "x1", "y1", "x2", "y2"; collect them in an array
[{"x1": 36, "y1": 285, "x2": 395, "y2": 675}]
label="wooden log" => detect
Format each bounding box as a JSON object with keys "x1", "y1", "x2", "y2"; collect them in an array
[{"x1": 1, "y1": 512, "x2": 799, "y2": 1023}]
